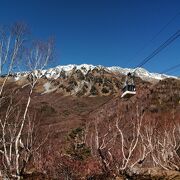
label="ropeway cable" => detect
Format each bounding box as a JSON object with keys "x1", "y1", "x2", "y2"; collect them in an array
[
  {"x1": 161, "y1": 63, "x2": 180, "y2": 74},
  {"x1": 136, "y1": 30, "x2": 180, "y2": 68},
  {"x1": 126, "y1": 12, "x2": 180, "y2": 65}
]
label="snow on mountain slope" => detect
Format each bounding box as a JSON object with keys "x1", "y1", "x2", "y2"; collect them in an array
[
  {"x1": 106, "y1": 66, "x2": 175, "y2": 81},
  {"x1": 3, "y1": 64, "x2": 178, "y2": 97},
  {"x1": 12, "y1": 64, "x2": 177, "y2": 82}
]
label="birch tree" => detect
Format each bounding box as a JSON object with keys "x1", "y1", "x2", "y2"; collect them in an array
[
  {"x1": 0, "y1": 22, "x2": 54, "y2": 179},
  {"x1": 0, "y1": 22, "x2": 28, "y2": 96}
]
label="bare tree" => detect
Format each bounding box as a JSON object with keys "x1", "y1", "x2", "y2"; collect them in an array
[
  {"x1": 88, "y1": 105, "x2": 146, "y2": 177},
  {"x1": 94, "y1": 119, "x2": 116, "y2": 174},
  {"x1": 140, "y1": 119, "x2": 180, "y2": 171},
  {"x1": 0, "y1": 22, "x2": 54, "y2": 179},
  {"x1": 0, "y1": 22, "x2": 29, "y2": 96},
  {"x1": 114, "y1": 105, "x2": 145, "y2": 174},
  {"x1": 0, "y1": 102, "x2": 48, "y2": 178}
]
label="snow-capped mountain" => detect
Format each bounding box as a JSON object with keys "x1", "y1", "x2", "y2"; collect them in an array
[
  {"x1": 13, "y1": 64, "x2": 176, "y2": 82},
  {"x1": 5, "y1": 64, "x2": 177, "y2": 97}
]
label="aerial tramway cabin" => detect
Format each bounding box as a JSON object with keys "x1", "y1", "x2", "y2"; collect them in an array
[{"x1": 121, "y1": 72, "x2": 136, "y2": 98}]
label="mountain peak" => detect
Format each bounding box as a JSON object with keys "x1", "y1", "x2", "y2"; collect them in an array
[
  {"x1": 3, "y1": 64, "x2": 176, "y2": 97},
  {"x1": 11, "y1": 64, "x2": 177, "y2": 82}
]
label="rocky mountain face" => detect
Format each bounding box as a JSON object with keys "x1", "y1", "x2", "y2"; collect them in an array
[
  {"x1": 5, "y1": 64, "x2": 178, "y2": 97},
  {"x1": 0, "y1": 64, "x2": 180, "y2": 179}
]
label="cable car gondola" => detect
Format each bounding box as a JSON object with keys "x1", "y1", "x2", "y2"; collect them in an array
[{"x1": 121, "y1": 72, "x2": 136, "y2": 98}]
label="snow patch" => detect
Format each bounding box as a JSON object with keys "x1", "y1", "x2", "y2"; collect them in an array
[{"x1": 42, "y1": 82, "x2": 57, "y2": 94}]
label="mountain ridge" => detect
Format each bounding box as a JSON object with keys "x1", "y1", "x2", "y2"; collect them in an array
[
  {"x1": 1, "y1": 64, "x2": 178, "y2": 97},
  {"x1": 12, "y1": 64, "x2": 177, "y2": 82}
]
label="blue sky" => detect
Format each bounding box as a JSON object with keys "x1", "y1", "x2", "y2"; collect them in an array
[{"x1": 0, "y1": 0, "x2": 180, "y2": 75}]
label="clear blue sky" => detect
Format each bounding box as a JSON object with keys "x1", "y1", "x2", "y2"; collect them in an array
[{"x1": 0, "y1": 0, "x2": 180, "y2": 75}]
